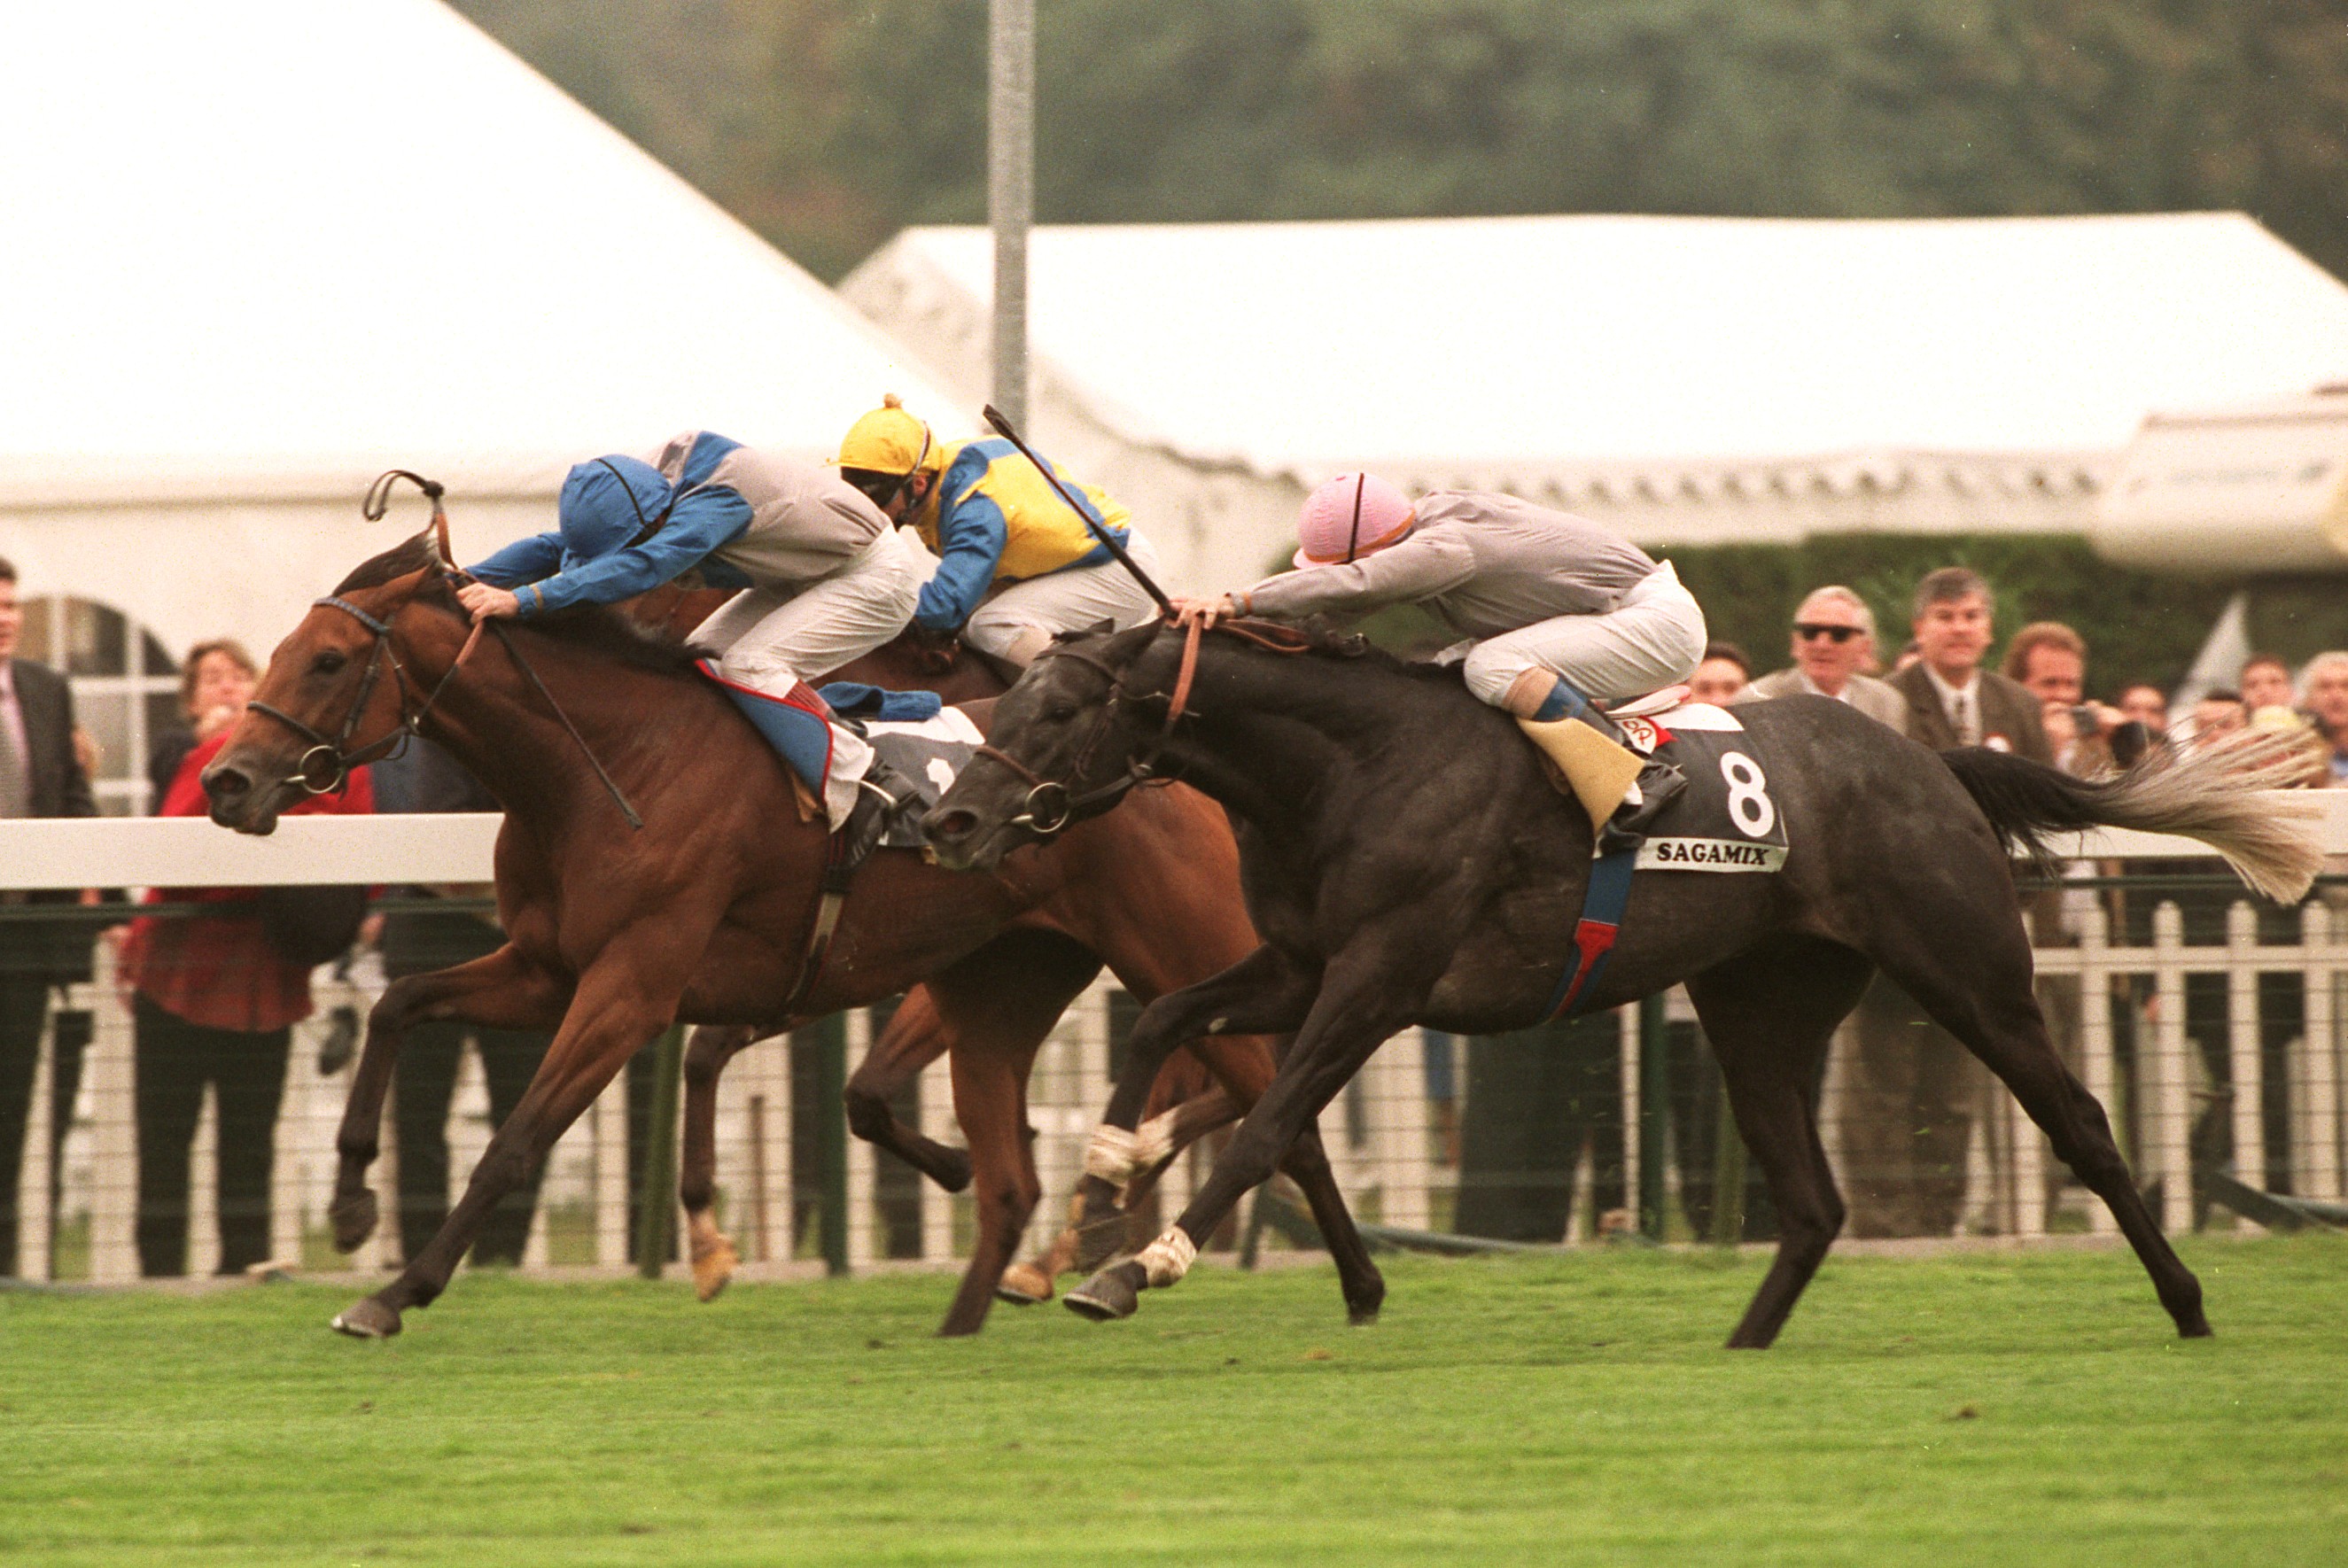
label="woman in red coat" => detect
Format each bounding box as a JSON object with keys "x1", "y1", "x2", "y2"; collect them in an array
[{"x1": 118, "y1": 640, "x2": 374, "y2": 1277}]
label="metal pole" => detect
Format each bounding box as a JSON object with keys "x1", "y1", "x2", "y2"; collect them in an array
[
  {"x1": 808, "y1": 1013, "x2": 851, "y2": 1277},
  {"x1": 634, "y1": 1025, "x2": 685, "y2": 1279},
  {"x1": 989, "y1": 0, "x2": 1033, "y2": 430},
  {"x1": 1637, "y1": 995, "x2": 1670, "y2": 1240}
]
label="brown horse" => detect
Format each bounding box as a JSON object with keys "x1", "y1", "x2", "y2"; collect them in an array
[
  {"x1": 632, "y1": 587, "x2": 1241, "y2": 1305},
  {"x1": 200, "y1": 533, "x2": 1381, "y2": 1337}
]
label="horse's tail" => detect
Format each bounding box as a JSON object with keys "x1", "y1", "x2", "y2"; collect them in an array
[{"x1": 1939, "y1": 730, "x2": 2326, "y2": 904}]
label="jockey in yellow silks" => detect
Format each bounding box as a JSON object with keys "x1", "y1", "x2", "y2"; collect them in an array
[{"x1": 836, "y1": 396, "x2": 1163, "y2": 666}]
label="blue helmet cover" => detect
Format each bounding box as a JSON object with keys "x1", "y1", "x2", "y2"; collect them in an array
[{"x1": 557, "y1": 455, "x2": 675, "y2": 560}]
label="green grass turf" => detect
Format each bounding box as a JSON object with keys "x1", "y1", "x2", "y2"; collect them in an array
[{"x1": 1, "y1": 1238, "x2": 2343, "y2": 1566}]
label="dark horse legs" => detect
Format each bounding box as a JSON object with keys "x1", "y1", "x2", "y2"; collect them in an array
[
  {"x1": 1060, "y1": 942, "x2": 1387, "y2": 1323},
  {"x1": 1864, "y1": 889, "x2": 2209, "y2": 1338},
  {"x1": 1069, "y1": 928, "x2": 1427, "y2": 1323},
  {"x1": 1682, "y1": 937, "x2": 1874, "y2": 1348},
  {"x1": 1057, "y1": 943, "x2": 1316, "y2": 1257}
]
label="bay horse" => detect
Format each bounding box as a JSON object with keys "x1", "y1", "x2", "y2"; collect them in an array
[
  {"x1": 632, "y1": 586, "x2": 1242, "y2": 1305},
  {"x1": 200, "y1": 537, "x2": 1380, "y2": 1337},
  {"x1": 923, "y1": 619, "x2": 2322, "y2": 1347}
]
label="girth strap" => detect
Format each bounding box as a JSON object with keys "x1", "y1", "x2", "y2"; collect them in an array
[{"x1": 1542, "y1": 847, "x2": 1637, "y2": 1021}]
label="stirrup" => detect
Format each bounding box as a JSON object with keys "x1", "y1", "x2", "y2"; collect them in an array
[
  {"x1": 1596, "y1": 763, "x2": 1687, "y2": 858},
  {"x1": 829, "y1": 762, "x2": 921, "y2": 889}
]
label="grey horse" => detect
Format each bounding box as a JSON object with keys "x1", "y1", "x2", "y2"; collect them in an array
[{"x1": 921, "y1": 620, "x2": 2320, "y2": 1347}]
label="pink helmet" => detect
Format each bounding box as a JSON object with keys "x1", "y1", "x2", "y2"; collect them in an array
[{"x1": 1295, "y1": 473, "x2": 1416, "y2": 569}]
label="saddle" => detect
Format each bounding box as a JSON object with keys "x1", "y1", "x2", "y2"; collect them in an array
[
  {"x1": 1536, "y1": 693, "x2": 1790, "y2": 1021},
  {"x1": 710, "y1": 679, "x2": 984, "y2": 1017},
  {"x1": 1516, "y1": 684, "x2": 1690, "y2": 841},
  {"x1": 1528, "y1": 693, "x2": 1790, "y2": 873}
]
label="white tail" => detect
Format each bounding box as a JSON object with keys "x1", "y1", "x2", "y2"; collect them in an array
[{"x1": 2095, "y1": 731, "x2": 2325, "y2": 904}]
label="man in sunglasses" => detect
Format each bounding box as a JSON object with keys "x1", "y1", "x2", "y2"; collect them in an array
[{"x1": 1738, "y1": 586, "x2": 1905, "y2": 730}]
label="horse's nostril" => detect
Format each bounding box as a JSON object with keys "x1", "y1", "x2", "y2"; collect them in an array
[
  {"x1": 205, "y1": 766, "x2": 250, "y2": 803},
  {"x1": 926, "y1": 808, "x2": 977, "y2": 842}
]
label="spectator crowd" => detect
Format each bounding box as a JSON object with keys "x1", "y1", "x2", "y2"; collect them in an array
[{"x1": 1725, "y1": 568, "x2": 2348, "y2": 1236}]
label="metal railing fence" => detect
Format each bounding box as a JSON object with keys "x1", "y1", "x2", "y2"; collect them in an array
[{"x1": 2, "y1": 809, "x2": 2344, "y2": 1286}]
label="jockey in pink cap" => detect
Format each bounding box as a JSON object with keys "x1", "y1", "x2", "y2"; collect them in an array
[{"x1": 1174, "y1": 475, "x2": 1709, "y2": 850}]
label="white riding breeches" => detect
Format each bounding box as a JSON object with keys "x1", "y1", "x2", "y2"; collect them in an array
[
  {"x1": 688, "y1": 525, "x2": 930, "y2": 826},
  {"x1": 1459, "y1": 561, "x2": 1708, "y2": 707},
  {"x1": 963, "y1": 530, "x2": 1165, "y2": 665}
]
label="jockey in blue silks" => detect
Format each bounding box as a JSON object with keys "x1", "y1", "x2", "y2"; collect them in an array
[{"x1": 458, "y1": 431, "x2": 934, "y2": 834}]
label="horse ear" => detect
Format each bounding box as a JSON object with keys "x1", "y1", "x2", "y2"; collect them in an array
[
  {"x1": 1051, "y1": 620, "x2": 1117, "y2": 645},
  {"x1": 1101, "y1": 619, "x2": 1162, "y2": 664}
]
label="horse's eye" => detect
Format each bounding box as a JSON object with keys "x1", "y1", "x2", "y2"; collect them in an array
[
  {"x1": 312, "y1": 650, "x2": 347, "y2": 677},
  {"x1": 1046, "y1": 703, "x2": 1077, "y2": 723}
]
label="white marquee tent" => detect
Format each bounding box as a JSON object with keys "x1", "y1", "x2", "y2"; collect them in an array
[
  {"x1": 844, "y1": 213, "x2": 2348, "y2": 590},
  {"x1": 0, "y1": 0, "x2": 965, "y2": 810}
]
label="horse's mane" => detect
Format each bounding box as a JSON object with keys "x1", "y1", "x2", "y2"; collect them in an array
[
  {"x1": 1196, "y1": 617, "x2": 1463, "y2": 686},
  {"x1": 333, "y1": 532, "x2": 705, "y2": 682}
]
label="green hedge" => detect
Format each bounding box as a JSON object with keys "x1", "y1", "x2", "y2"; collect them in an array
[
  {"x1": 1290, "y1": 532, "x2": 2348, "y2": 696},
  {"x1": 1666, "y1": 535, "x2": 2348, "y2": 695}
]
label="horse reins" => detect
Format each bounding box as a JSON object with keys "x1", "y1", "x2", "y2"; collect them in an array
[
  {"x1": 244, "y1": 471, "x2": 644, "y2": 829},
  {"x1": 973, "y1": 612, "x2": 1308, "y2": 836}
]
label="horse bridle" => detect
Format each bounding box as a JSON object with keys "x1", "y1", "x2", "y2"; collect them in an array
[
  {"x1": 973, "y1": 614, "x2": 1308, "y2": 836},
  {"x1": 242, "y1": 593, "x2": 474, "y2": 796}
]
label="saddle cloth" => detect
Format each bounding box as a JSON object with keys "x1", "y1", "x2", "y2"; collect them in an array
[
  {"x1": 696, "y1": 665, "x2": 982, "y2": 842},
  {"x1": 1611, "y1": 701, "x2": 1790, "y2": 873},
  {"x1": 858, "y1": 706, "x2": 984, "y2": 849}
]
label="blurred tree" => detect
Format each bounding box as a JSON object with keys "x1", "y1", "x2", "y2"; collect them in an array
[{"x1": 454, "y1": 0, "x2": 2348, "y2": 283}]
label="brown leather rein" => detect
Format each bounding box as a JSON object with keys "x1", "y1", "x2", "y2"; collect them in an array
[{"x1": 970, "y1": 612, "x2": 1310, "y2": 836}]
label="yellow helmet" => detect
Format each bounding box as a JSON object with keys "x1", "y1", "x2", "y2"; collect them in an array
[{"x1": 836, "y1": 393, "x2": 937, "y2": 477}]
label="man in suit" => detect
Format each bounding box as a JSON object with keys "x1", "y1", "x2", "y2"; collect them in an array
[
  {"x1": 1841, "y1": 568, "x2": 2052, "y2": 1238},
  {"x1": 1738, "y1": 585, "x2": 1908, "y2": 729},
  {"x1": 0, "y1": 556, "x2": 98, "y2": 1277},
  {"x1": 1888, "y1": 570, "x2": 2049, "y2": 757}
]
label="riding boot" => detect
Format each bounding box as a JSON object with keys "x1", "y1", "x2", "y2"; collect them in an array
[
  {"x1": 1596, "y1": 761, "x2": 1688, "y2": 858},
  {"x1": 1513, "y1": 674, "x2": 1686, "y2": 843},
  {"x1": 830, "y1": 759, "x2": 923, "y2": 887}
]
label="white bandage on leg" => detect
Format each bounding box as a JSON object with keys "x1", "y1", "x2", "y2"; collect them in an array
[
  {"x1": 1084, "y1": 1124, "x2": 1143, "y2": 1185},
  {"x1": 1130, "y1": 1108, "x2": 1179, "y2": 1168},
  {"x1": 1136, "y1": 1226, "x2": 1197, "y2": 1288}
]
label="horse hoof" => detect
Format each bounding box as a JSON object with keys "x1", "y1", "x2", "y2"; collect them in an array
[
  {"x1": 690, "y1": 1235, "x2": 739, "y2": 1303},
  {"x1": 1064, "y1": 1265, "x2": 1141, "y2": 1323},
  {"x1": 1348, "y1": 1306, "x2": 1380, "y2": 1328},
  {"x1": 331, "y1": 1297, "x2": 401, "y2": 1339},
  {"x1": 995, "y1": 1262, "x2": 1053, "y2": 1305},
  {"x1": 328, "y1": 1189, "x2": 378, "y2": 1254}
]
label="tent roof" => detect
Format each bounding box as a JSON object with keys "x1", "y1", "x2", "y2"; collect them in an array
[
  {"x1": 854, "y1": 213, "x2": 2348, "y2": 492},
  {"x1": 0, "y1": 0, "x2": 962, "y2": 505}
]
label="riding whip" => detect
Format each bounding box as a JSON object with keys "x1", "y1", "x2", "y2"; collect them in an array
[{"x1": 980, "y1": 404, "x2": 1173, "y2": 616}]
